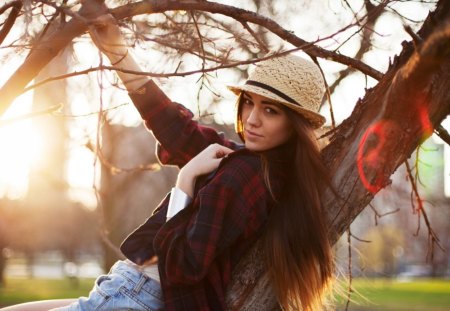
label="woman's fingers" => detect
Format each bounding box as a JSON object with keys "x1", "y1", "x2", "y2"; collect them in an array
[
  {"x1": 87, "y1": 13, "x2": 127, "y2": 56},
  {"x1": 183, "y1": 144, "x2": 234, "y2": 177},
  {"x1": 196, "y1": 144, "x2": 234, "y2": 173},
  {"x1": 175, "y1": 144, "x2": 234, "y2": 197},
  {"x1": 92, "y1": 14, "x2": 116, "y2": 27},
  {"x1": 209, "y1": 144, "x2": 233, "y2": 159}
]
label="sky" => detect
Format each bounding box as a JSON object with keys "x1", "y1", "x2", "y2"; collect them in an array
[{"x1": 0, "y1": 0, "x2": 448, "y2": 207}]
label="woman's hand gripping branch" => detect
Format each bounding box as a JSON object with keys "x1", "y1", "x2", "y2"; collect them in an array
[
  {"x1": 176, "y1": 144, "x2": 234, "y2": 198},
  {"x1": 87, "y1": 12, "x2": 150, "y2": 91}
]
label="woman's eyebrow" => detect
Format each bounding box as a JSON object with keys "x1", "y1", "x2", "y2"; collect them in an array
[
  {"x1": 242, "y1": 93, "x2": 280, "y2": 108},
  {"x1": 261, "y1": 100, "x2": 280, "y2": 108},
  {"x1": 242, "y1": 92, "x2": 253, "y2": 100}
]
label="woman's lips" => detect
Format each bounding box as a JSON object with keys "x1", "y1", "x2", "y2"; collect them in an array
[{"x1": 245, "y1": 129, "x2": 263, "y2": 138}]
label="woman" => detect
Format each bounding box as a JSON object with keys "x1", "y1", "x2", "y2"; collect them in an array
[{"x1": 4, "y1": 16, "x2": 334, "y2": 311}]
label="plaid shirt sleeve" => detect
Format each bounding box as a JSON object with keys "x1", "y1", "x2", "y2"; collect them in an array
[
  {"x1": 129, "y1": 80, "x2": 240, "y2": 167},
  {"x1": 119, "y1": 194, "x2": 170, "y2": 265},
  {"x1": 152, "y1": 151, "x2": 271, "y2": 285}
]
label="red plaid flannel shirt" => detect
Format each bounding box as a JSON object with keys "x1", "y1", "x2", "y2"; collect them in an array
[{"x1": 121, "y1": 81, "x2": 289, "y2": 311}]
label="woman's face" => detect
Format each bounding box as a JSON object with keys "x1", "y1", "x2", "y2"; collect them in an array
[{"x1": 240, "y1": 92, "x2": 294, "y2": 152}]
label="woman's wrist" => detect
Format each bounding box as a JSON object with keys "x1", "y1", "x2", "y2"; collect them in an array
[
  {"x1": 106, "y1": 49, "x2": 150, "y2": 92},
  {"x1": 176, "y1": 167, "x2": 197, "y2": 198},
  {"x1": 110, "y1": 49, "x2": 129, "y2": 66},
  {"x1": 105, "y1": 46, "x2": 129, "y2": 65}
]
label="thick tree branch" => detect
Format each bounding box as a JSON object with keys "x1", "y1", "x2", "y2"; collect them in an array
[
  {"x1": 0, "y1": 0, "x2": 382, "y2": 117},
  {"x1": 111, "y1": 1, "x2": 383, "y2": 79},
  {"x1": 323, "y1": 21, "x2": 450, "y2": 243},
  {"x1": 0, "y1": 0, "x2": 22, "y2": 46},
  {"x1": 0, "y1": 0, "x2": 106, "y2": 116}
]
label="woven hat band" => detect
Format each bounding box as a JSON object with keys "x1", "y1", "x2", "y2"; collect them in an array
[{"x1": 245, "y1": 80, "x2": 302, "y2": 108}]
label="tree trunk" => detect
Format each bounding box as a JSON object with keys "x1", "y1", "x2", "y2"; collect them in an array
[{"x1": 0, "y1": 250, "x2": 5, "y2": 287}]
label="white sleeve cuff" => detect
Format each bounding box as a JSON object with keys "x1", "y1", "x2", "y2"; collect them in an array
[{"x1": 166, "y1": 187, "x2": 192, "y2": 221}]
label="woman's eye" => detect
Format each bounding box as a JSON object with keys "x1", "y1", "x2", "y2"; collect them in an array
[
  {"x1": 243, "y1": 99, "x2": 253, "y2": 106},
  {"x1": 265, "y1": 107, "x2": 278, "y2": 114}
]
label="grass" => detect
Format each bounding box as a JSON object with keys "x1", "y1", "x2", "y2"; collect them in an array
[
  {"x1": 337, "y1": 278, "x2": 450, "y2": 311},
  {"x1": 0, "y1": 277, "x2": 95, "y2": 307},
  {"x1": 1, "y1": 277, "x2": 449, "y2": 309}
]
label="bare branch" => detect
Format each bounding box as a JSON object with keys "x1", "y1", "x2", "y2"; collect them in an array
[
  {"x1": 344, "y1": 229, "x2": 353, "y2": 311},
  {"x1": 110, "y1": 1, "x2": 384, "y2": 79},
  {"x1": 0, "y1": 104, "x2": 61, "y2": 127},
  {"x1": 369, "y1": 203, "x2": 400, "y2": 226},
  {"x1": 435, "y1": 125, "x2": 450, "y2": 146},
  {"x1": 0, "y1": 0, "x2": 22, "y2": 46},
  {"x1": 327, "y1": 0, "x2": 388, "y2": 96},
  {"x1": 404, "y1": 24, "x2": 424, "y2": 48},
  {"x1": 0, "y1": 0, "x2": 384, "y2": 117},
  {"x1": 350, "y1": 232, "x2": 371, "y2": 243},
  {"x1": 404, "y1": 160, "x2": 445, "y2": 260},
  {"x1": 22, "y1": 49, "x2": 325, "y2": 92},
  {"x1": 240, "y1": 20, "x2": 269, "y2": 53}
]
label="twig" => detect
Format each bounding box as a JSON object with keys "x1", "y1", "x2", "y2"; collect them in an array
[
  {"x1": 0, "y1": 104, "x2": 62, "y2": 127},
  {"x1": 404, "y1": 24, "x2": 424, "y2": 48},
  {"x1": 350, "y1": 232, "x2": 371, "y2": 243},
  {"x1": 344, "y1": 229, "x2": 353, "y2": 311},
  {"x1": 240, "y1": 21, "x2": 269, "y2": 53},
  {"x1": 39, "y1": 0, "x2": 89, "y2": 25},
  {"x1": 92, "y1": 54, "x2": 123, "y2": 259},
  {"x1": 328, "y1": 0, "x2": 387, "y2": 95},
  {"x1": 190, "y1": 11, "x2": 208, "y2": 115},
  {"x1": 22, "y1": 47, "x2": 325, "y2": 93},
  {"x1": 370, "y1": 202, "x2": 400, "y2": 227},
  {"x1": 87, "y1": 141, "x2": 161, "y2": 175},
  {"x1": 56, "y1": 103, "x2": 130, "y2": 118},
  {"x1": 312, "y1": 56, "x2": 336, "y2": 128},
  {"x1": 435, "y1": 125, "x2": 450, "y2": 146},
  {"x1": 190, "y1": 11, "x2": 206, "y2": 70},
  {"x1": 404, "y1": 160, "x2": 444, "y2": 261}
]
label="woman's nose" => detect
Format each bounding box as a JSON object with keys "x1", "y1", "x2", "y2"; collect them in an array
[{"x1": 246, "y1": 107, "x2": 261, "y2": 127}]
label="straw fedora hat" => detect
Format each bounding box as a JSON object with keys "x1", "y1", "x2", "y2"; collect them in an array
[{"x1": 227, "y1": 54, "x2": 326, "y2": 128}]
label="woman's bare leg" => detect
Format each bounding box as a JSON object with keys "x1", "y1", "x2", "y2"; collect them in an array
[{"x1": 1, "y1": 299, "x2": 77, "y2": 311}]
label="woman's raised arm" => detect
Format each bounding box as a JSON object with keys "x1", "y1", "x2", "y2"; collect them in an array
[
  {"x1": 87, "y1": 15, "x2": 241, "y2": 167},
  {"x1": 88, "y1": 14, "x2": 149, "y2": 92}
]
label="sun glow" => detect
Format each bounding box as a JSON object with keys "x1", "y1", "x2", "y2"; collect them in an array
[{"x1": 0, "y1": 93, "x2": 46, "y2": 199}]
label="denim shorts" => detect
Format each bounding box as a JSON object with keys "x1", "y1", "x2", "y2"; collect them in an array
[{"x1": 60, "y1": 260, "x2": 164, "y2": 311}]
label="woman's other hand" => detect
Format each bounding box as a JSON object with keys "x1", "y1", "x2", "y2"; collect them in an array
[
  {"x1": 85, "y1": 8, "x2": 149, "y2": 92},
  {"x1": 176, "y1": 144, "x2": 234, "y2": 198},
  {"x1": 87, "y1": 13, "x2": 128, "y2": 61}
]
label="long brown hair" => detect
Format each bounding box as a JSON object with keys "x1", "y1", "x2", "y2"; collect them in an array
[{"x1": 236, "y1": 94, "x2": 334, "y2": 310}]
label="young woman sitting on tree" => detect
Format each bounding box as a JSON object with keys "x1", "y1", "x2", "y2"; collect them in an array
[{"x1": 4, "y1": 14, "x2": 335, "y2": 311}]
